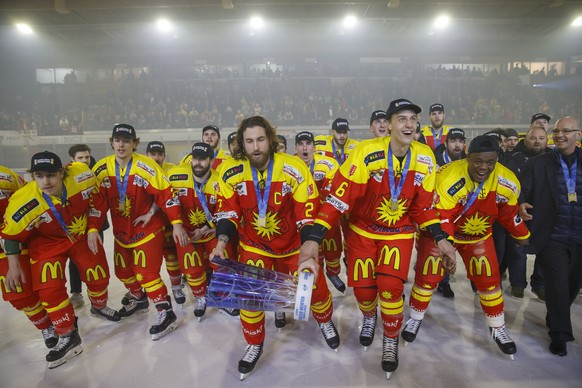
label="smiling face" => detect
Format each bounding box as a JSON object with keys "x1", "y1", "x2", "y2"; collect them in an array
[
  {"x1": 467, "y1": 151, "x2": 498, "y2": 183},
  {"x1": 552, "y1": 117, "x2": 580, "y2": 156},
  {"x1": 370, "y1": 118, "x2": 389, "y2": 138},
  {"x1": 388, "y1": 110, "x2": 418, "y2": 150}
]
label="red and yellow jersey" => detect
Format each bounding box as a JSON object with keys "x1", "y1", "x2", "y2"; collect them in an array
[
  {"x1": 181, "y1": 148, "x2": 231, "y2": 171},
  {"x1": 315, "y1": 138, "x2": 440, "y2": 240},
  {"x1": 420, "y1": 125, "x2": 452, "y2": 150},
  {"x1": 167, "y1": 164, "x2": 220, "y2": 243},
  {"x1": 90, "y1": 153, "x2": 182, "y2": 247},
  {"x1": 216, "y1": 153, "x2": 318, "y2": 258},
  {"x1": 435, "y1": 160, "x2": 530, "y2": 244},
  {"x1": 1, "y1": 163, "x2": 96, "y2": 259},
  {"x1": 314, "y1": 135, "x2": 359, "y2": 165},
  {"x1": 310, "y1": 154, "x2": 339, "y2": 199},
  {"x1": 160, "y1": 162, "x2": 175, "y2": 174},
  {"x1": 0, "y1": 166, "x2": 24, "y2": 223}
]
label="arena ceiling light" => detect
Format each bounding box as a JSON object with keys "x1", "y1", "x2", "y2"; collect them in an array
[
  {"x1": 156, "y1": 18, "x2": 173, "y2": 33},
  {"x1": 572, "y1": 16, "x2": 582, "y2": 27},
  {"x1": 15, "y1": 23, "x2": 34, "y2": 35},
  {"x1": 250, "y1": 16, "x2": 264, "y2": 30},
  {"x1": 433, "y1": 15, "x2": 450, "y2": 30},
  {"x1": 343, "y1": 15, "x2": 358, "y2": 28}
]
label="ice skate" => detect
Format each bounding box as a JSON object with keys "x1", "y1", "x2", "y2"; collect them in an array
[
  {"x1": 382, "y1": 336, "x2": 399, "y2": 380},
  {"x1": 401, "y1": 317, "x2": 422, "y2": 345},
  {"x1": 150, "y1": 308, "x2": 178, "y2": 341},
  {"x1": 194, "y1": 297, "x2": 207, "y2": 322},
  {"x1": 118, "y1": 294, "x2": 149, "y2": 318},
  {"x1": 69, "y1": 292, "x2": 85, "y2": 309},
  {"x1": 41, "y1": 325, "x2": 58, "y2": 349},
  {"x1": 326, "y1": 273, "x2": 346, "y2": 294},
  {"x1": 46, "y1": 329, "x2": 83, "y2": 369},
  {"x1": 219, "y1": 307, "x2": 240, "y2": 318},
  {"x1": 238, "y1": 343, "x2": 263, "y2": 381},
  {"x1": 490, "y1": 325, "x2": 516, "y2": 360},
  {"x1": 319, "y1": 320, "x2": 340, "y2": 351},
  {"x1": 172, "y1": 284, "x2": 186, "y2": 305},
  {"x1": 359, "y1": 314, "x2": 376, "y2": 350},
  {"x1": 90, "y1": 306, "x2": 121, "y2": 322},
  {"x1": 274, "y1": 311, "x2": 286, "y2": 331}
]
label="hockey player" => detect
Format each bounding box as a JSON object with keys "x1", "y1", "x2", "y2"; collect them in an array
[
  {"x1": 211, "y1": 116, "x2": 339, "y2": 380},
  {"x1": 2, "y1": 152, "x2": 120, "y2": 368},
  {"x1": 298, "y1": 99, "x2": 457, "y2": 379},
  {"x1": 402, "y1": 135, "x2": 530, "y2": 359},
  {"x1": 419, "y1": 103, "x2": 452, "y2": 150},
  {"x1": 88, "y1": 124, "x2": 188, "y2": 341}
]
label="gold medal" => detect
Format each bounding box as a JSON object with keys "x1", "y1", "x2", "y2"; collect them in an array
[
  {"x1": 258, "y1": 216, "x2": 266, "y2": 227},
  {"x1": 391, "y1": 201, "x2": 398, "y2": 211},
  {"x1": 568, "y1": 193, "x2": 577, "y2": 202},
  {"x1": 119, "y1": 200, "x2": 125, "y2": 211}
]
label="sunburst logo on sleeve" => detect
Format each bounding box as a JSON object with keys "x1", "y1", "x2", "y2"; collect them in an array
[
  {"x1": 376, "y1": 197, "x2": 408, "y2": 226},
  {"x1": 67, "y1": 214, "x2": 87, "y2": 236},
  {"x1": 460, "y1": 214, "x2": 490, "y2": 236},
  {"x1": 252, "y1": 211, "x2": 282, "y2": 240},
  {"x1": 188, "y1": 208, "x2": 207, "y2": 227}
]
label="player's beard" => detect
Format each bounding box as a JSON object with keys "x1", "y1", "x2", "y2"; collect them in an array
[
  {"x1": 248, "y1": 150, "x2": 271, "y2": 171},
  {"x1": 193, "y1": 165, "x2": 211, "y2": 178}
]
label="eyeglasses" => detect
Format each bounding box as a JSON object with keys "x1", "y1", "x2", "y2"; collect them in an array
[{"x1": 552, "y1": 128, "x2": 580, "y2": 135}]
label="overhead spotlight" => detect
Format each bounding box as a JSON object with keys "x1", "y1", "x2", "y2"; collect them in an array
[
  {"x1": 156, "y1": 18, "x2": 173, "y2": 33},
  {"x1": 572, "y1": 16, "x2": 582, "y2": 27},
  {"x1": 343, "y1": 15, "x2": 357, "y2": 28},
  {"x1": 434, "y1": 15, "x2": 450, "y2": 29},
  {"x1": 16, "y1": 23, "x2": 34, "y2": 35},
  {"x1": 250, "y1": 16, "x2": 264, "y2": 30}
]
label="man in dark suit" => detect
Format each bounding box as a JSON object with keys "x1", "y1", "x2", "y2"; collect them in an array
[{"x1": 519, "y1": 116, "x2": 582, "y2": 357}]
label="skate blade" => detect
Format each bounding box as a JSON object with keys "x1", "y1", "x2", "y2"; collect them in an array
[
  {"x1": 386, "y1": 372, "x2": 392, "y2": 380},
  {"x1": 151, "y1": 322, "x2": 178, "y2": 341},
  {"x1": 363, "y1": 346, "x2": 368, "y2": 352},
  {"x1": 196, "y1": 316, "x2": 203, "y2": 322},
  {"x1": 404, "y1": 341, "x2": 409, "y2": 347},
  {"x1": 90, "y1": 313, "x2": 121, "y2": 323},
  {"x1": 48, "y1": 345, "x2": 84, "y2": 369},
  {"x1": 240, "y1": 372, "x2": 249, "y2": 381},
  {"x1": 509, "y1": 354, "x2": 515, "y2": 360}
]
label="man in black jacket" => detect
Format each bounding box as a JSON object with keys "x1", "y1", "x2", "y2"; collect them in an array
[{"x1": 519, "y1": 116, "x2": 582, "y2": 357}]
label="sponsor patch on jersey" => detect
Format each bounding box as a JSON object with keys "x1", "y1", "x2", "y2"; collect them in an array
[
  {"x1": 283, "y1": 164, "x2": 304, "y2": 184},
  {"x1": 318, "y1": 159, "x2": 335, "y2": 170},
  {"x1": 325, "y1": 194, "x2": 349, "y2": 213},
  {"x1": 447, "y1": 177, "x2": 466, "y2": 196},
  {"x1": 513, "y1": 213, "x2": 523, "y2": 226},
  {"x1": 81, "y1": 187, "x2": 93, "y2": 200},
  {"x1": 0, "y1": 189, "x2": 10, "y2": 200},
  {"x1": 314, "y1": 140, "x2": 326, "y2": 146},
  {"x1": 223, "y1": 165, "x2": 244, "y2": 181},
  {"x1": 177, "y1": 187, "x2": 188, "y2": 196},
  {"x1": 74, "y1": 171, "x2": 93, "y2": 184},
  {"x1": 416, "y1": 154, "x2": 433, "y2": 166},
  {"x1": 313, "y1": 171, "x2": 326, "y2": 181},
  {"x1": 495, "y1": 193, "x2": 508, "y2": 204},
  {"x1": 364, "y1": 150, "x2": 385, "y2": 165},
  {"x1": 282, "y1": 182, "x2": 292, "y2": 196},
  {"x1": 89, "y1": 208, "x2": 101, "y2": 218},
  {"x1": 136, "y1": 161, "x2": 155, "y2": 176},
  {"x1": 235, "y1": 182, "x2": 248, "y2": 196},
  {"x1": 348, "y1": 164, "x2": 357, "y2": 176},
  {"x1": 12, "y1": 198, "x2": 40, "y2": 222},
  {"x1": 94, "y1": 163, "x2": 107, "y2": 176},
  {"x1": 210, "y1": 195, "x2": 216, "y2": 204},
  {"x1": 0, "y1": 172, "x2": 13, "y2": 182},
  {"x1": 133, "y1": 175, "x2": 149, "y2": 189},
  {"x1": 215, "y1": 210, "x2": 238, "y2": 221},
  {"x1": 370, "y1": 169, "x2": 384, "y2": 183},
  {"x1": 169, "y1": 174, "x2": 188, "y2": 181},
  {"x1": 414, "y1": 172, "x2": 425, "y2": 186},
  {"x1": 307, "y1": 183, "x2": 314, "y2": 197},
  {"x1": 498, "y1": 176, "x2": 518, "y2": 193},
  {"x1": 165, "y1": 197, "x2": 180, "y2": 208}
]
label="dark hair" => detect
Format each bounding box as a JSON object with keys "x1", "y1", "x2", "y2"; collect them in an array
[
  {"x1": 68, "y1": 144, "x2": 91, "y2": 158},
  {"x1": 233, "y1": 116, "x2": 279, "y2": 160}
]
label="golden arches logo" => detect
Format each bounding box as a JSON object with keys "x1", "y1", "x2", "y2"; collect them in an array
[
  {"x1": 86, "y1": 265, "x2": 107, "y2": 282},
  {"x1": 321, "y1": 238, "x2": 338, "y2": 252},
  {"x1": 114, "y1": 252, "x2": 127, "y2": 269},
  {"x1": 469, "y1": 256, "x2": 492, "y2": 277},
  {"x1": 183, "y1": 251, "x2": 203, "y2": 269},
  {"x1": 41, "y1": 261, "x2": 63, "y2": 283},
  {"x1": 245, "y1": 259, "x2": 265, "y2": 268},
  {"x1": 0, "y1": 275, "x2": 22, "y2": 293},
  {"x1": 353, "y1": 257, "x2": 375, "y2": 282},
  {"x1": 380, "y1": 246, "x2": 400, "y2": 271},
  {"x1": 134, "y1": 250, "x2": 146, "y2": 268},
  {"x1": 422, "y1": 256, "x2": 443, "y2": 276}
]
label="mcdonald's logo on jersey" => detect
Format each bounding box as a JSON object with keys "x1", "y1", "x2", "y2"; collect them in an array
[
  {"x1": 353, "y1": 257, "x2": 376, "y2": 282},
  {"x1": 41, "y1": 262, "x2": 64, "y2": 283},
  {"x1": 183, "y1": 251, "x2": 203, "y2": 269},
  {"x1": 321, "y1": 238, "x2": 338, "y2": 252},
  {"x1": 245, "y1": 259, "x2": 265, "y2": 269},
  {"x1": 114, "y1": 252, "x2": 127, "y2": 269},
  {"x1": 380, "y1": 246, "x2": 401, "y2": 271},
  {"x1": 134, "y1": 250, "x2": 146, "y2": 268},
  {"x1": 422, "y1": 255, "x2": 444, "y2": 276},
  {"x1": 469, "y1": 256, "x2": 492, "y2": 277},
  {"x1": 86, "y1": 265, "x2": 107, "y2": 282},
  {"x1": 0, "y1": 275, "x2": 23, "y2": 294}
]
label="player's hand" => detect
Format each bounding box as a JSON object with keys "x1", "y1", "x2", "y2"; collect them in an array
[
  {"x1": 515, "y1": 238, "x2": 530, "y2": 247},
  {"x1": 6, "y1": 255, "x2": 26, "y2": 292},
  {"x1": 298, "y1": 240, "x2": 321, "y2": 279},
  {"x1": 132, "y1": 210, "x2": 154, "y2": 227},
  {"x1": 87, "y1": 230, "x2": 103, "y2": 255},
  {"x1": 172, "y1": 223, "x2": 189, "y2": 247},
  {"x1": 518, "y1": 203, "x2": 533, "y2": 221},
  {"x1": 437, "y1": 239, "x2": 457, "y2": 275},
  {"x1": 210, "y1": 240, "x2": 227, "y2": 260}
]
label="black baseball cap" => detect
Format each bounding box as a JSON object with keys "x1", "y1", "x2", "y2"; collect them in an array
[
  {"x1": 530, "y1": 113, "x2": 551, "y2": 124},
  {"x1": 146, "y1": 141, "x2": 166, "y2": 154},
  {"x1": 370, "y1": 110, "x2": 388, "y2": 125},
  {"x1": 112, "y1": 124, "x2": 137, "y2": 139},
  {"x1": 386, "y1": 98, "x2": 422, "y2": 119},
  {"x1": 447, "y1": 128, "x2": 466, "y2": 140},
  {"x1": 30, "y1": 151, "x2": 63, "y2": 173},
  {"x1": 429, "y1": 103, "x2": 445, "y2": 113},
  {"x1": 295, "y1": 131, "x2": 314, "y2": 144},
  {"x1": 332, "y1": 118, "x2": 350, "y2": 132},
  {"x1": 202, "y1": 125, "x2": 220, "y2": 137},
  {"x1": 191, "y1": 142, "x2": 213, "y2": 159},
  {"x1": 468, "y1": 135, "x2": 501, "y2": 154},
  {"x1": 227, "y1": 132, "x2": 237, "y2": 144},
  {"x1": 505, "y1": 128, "x2": 519, "y2": 138}
]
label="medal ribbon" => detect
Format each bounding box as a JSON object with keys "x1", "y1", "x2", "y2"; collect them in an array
[
  {"x1": 115, "y1": 159, "x2": 133, "y2": 207},
  {"x1": 194, "y1": 177, "x2": 214, "y2": 223},
  {"x1": 251, "y1": 158, "x2": 274, "y2": 222},
  {"x1": 558, "y1": 151, "x2": 577, "y2": 198},
  {"x1": 42, "y1": 185, "x2": 72, "y2": 240},
  {"x1": 332, "y1": 142, "x2": 345, "y2": 164},
  {"x1": 431, "y1": 127, "x2": 442, "y2": 148},
  {"x1": 454, "y1": 179, "x2": 486, "y2": 223},
  {"x1": 387, "y1": 144, "x2": 411, "y2": 209}
]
